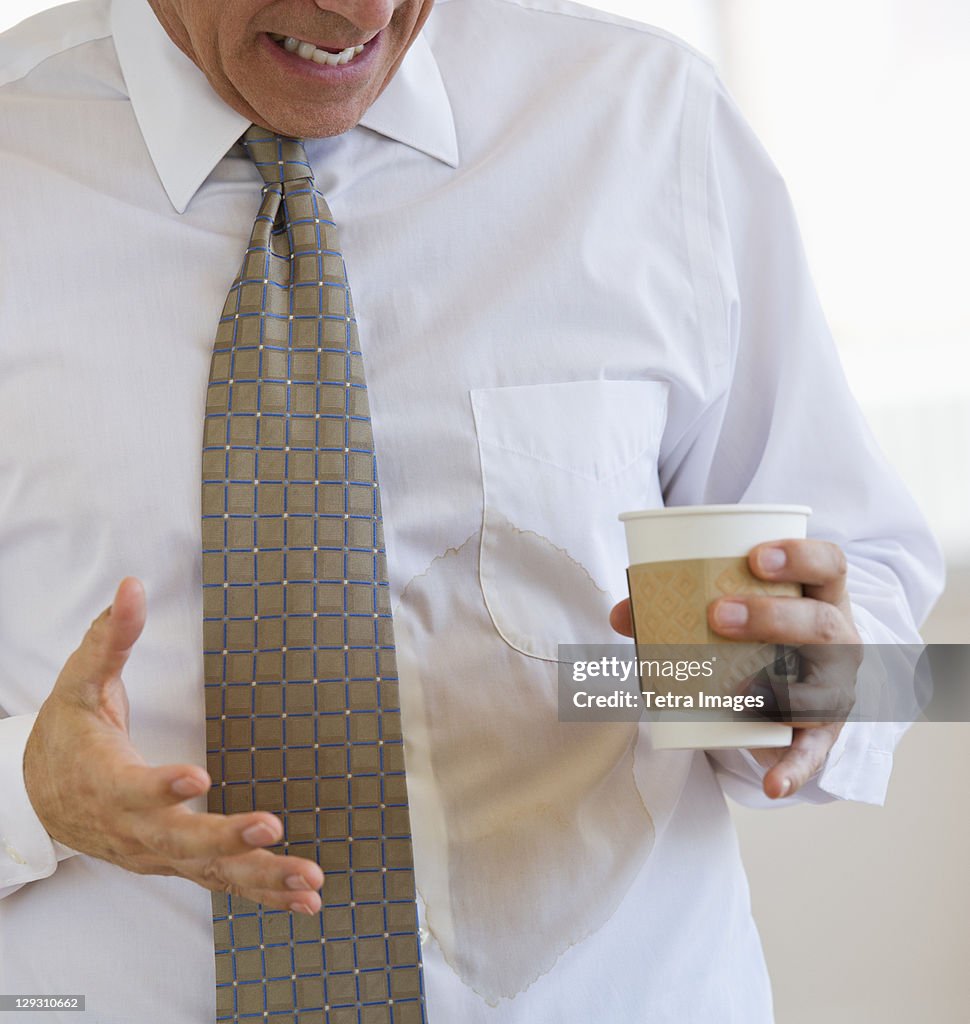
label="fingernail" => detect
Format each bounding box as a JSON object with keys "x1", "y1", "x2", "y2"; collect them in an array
[
  {"x1": 778, "y1": 778, "x2": 792, "y2": 798},
  {"x1": 759, "y1": 547, "x2": 787, "y2": 573},
  {"x1": 242, "y1": 822, "x2": 276, "y2": 846},
  {"x1": 714, "y1": 601, "x2": 748, "y2": 628},
  {"x1": 285, "y1": 875, "x2": 310, "y2": 891},
  {"x1": 171, "y1": 777, "x2": 202, "y2": 797},
  {"x1": 292, "y1": 902, "x2": 315, "y2": 915}
]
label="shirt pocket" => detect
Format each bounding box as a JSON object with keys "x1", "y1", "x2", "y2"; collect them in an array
[{"x1": 470, "y1": 379, "x2": 669, "y2": 661}]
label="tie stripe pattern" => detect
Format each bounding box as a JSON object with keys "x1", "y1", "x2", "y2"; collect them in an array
[{"x1": 201, "y1": 126, "x2": 427, "y2": 1024}]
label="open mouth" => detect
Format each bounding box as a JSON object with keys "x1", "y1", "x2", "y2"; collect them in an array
[{"x1": 269, "y1": 33, "x2": 367, "y2": 67}]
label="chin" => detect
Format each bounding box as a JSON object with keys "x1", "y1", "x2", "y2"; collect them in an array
[
  {"x1": 257, "y1": 112, "x2": 362, "y2": 140},
  {"x1": 244, "y1": 93, "x2": 368, "y2": 140}
]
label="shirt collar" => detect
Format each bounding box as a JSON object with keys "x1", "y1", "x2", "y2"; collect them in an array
[{"x1": 110, "y1": 0, "x2": 459, "y2": 214}]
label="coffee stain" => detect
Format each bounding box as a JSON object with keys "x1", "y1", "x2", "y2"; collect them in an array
[
  {"x1": 395, "y1": 529, "x2": 655, "y2": 1004},
  {"x1": 500, "y1": 521, "x2": 610, "y2": 598},
  {"x1": 478, "y1": 510, "x2": 623, "y2": 662}
]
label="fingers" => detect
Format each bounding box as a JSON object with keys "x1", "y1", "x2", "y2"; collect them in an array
[
  {"x1": 748, "y1": 538, "x2": 848, "y2": 605},
  {"x1": 62, "y1": 577, "x2": 148, "y2": 699},
  {"x1": 710, "y1": 538, "x2": 855, "y2": 644},
  {"x1": 760, "y1": 724, "x2": 843, "y2": 799},
  {"x1": 198, "y1": 849, "x2": 324, "y2": 914},
  {"x1": 132, "y1": 808, "x2": 325, "y2": 912},
  {"x1": 57, "y1": 747, "x2": 326, "y2": 913},
  {"x1": 780, "y1": 662, "x2": 859, "y2": 727},
  {"x1": 711, "y1": 539, "x2": 855, "y2": 642},
  {"x1": 134, "y1": 808, "x2": 288, "y2": 862},
  {"x1": 89, "y1": 577, "x2": 147, "y2": 674},
  {"x1": 617, "y1": 540, "x2": 853, "y2": 643},
  {"x1": 610, "y1": 599, "x2": 634, "y2": 638},
  {"x1": 709, "y1": 593, "x2": 856, "y2": 645},
  {"x1": 110, "y1": 761, "x2": 213, "y2": 811}
]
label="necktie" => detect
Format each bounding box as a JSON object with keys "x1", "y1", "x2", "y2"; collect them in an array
[{"x1": 201, "y1": 126, "x2": 427, "y2": 1024}]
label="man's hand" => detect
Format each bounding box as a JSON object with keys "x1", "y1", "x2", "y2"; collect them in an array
[
  {"x1": 610, "y1": 538, "x2": 861, "y2": 800},
  {"x1": 23, "y1": 578, "x2": 323, "y2": 913}
]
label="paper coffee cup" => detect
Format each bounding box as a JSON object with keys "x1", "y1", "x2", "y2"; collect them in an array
[{"x1": 619, "y1": 504, "x2": 811, "y2": 750}]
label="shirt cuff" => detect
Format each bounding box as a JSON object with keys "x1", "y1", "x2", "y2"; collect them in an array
[
  {"x1": 0, "y1": 713, "x2": 77, "y2": 891},
  {"x1": 811, "y1": 721, "x2": 894, "y2": 805}
]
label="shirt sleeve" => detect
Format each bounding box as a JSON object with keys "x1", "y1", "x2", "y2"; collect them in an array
[
  {"x1": 0, "y1": 712, "x2": 77, "y2": 894},
  {"x1": 665, "y1": 63, "x2": 945, "y2": 805}
]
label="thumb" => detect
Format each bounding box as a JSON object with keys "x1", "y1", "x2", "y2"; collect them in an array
[
  {"x1": 761, "y1": 724, "x2": 838, "y2": 799},
  {"x1": 62, "y1": 577, "x2": 147, "y2": 697},
  {"x1": 610, "y1": 598, "x2": 634, "y2": 638}
]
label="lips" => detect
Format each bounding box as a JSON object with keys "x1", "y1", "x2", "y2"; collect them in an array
[{"x1": 268, "y1": 33, "x2": 366, "y2": 67}]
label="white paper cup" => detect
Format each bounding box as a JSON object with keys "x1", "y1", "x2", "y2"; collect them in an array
[{"x1": 619, "y1": 504, "x2": 811, "y2": 750}]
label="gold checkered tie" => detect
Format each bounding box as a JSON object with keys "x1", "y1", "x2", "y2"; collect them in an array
[{"x1": 201, "y1": 126, "x2": 427, "y2": 1024}]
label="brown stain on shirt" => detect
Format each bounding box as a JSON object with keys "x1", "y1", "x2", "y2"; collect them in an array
[{"x1": 396, "y1": 529, "x2": 655, "y2": 1004}]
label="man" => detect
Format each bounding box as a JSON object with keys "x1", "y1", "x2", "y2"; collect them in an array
[{"x1": 0, "y1": 0, "x2": 942, "y2": 1021}]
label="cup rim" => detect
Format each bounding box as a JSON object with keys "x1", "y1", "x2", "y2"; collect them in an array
[{"x1": 619, "y1": 503, "x2": 812, "y2": 522}]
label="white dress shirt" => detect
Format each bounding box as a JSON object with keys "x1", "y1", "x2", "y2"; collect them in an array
[{"x1": 0, "y1": 0, "x2": 943, "y2": 1021}]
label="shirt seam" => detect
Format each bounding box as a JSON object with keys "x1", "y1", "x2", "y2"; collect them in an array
[
  {"x1": 477, "y1": 436, "x2": 658, "y2": 482},
  {"x1": 472, "y1": 0, "x2": 717, "y2": 68},
  {"x1": 659, "y1": 55, "x2": 731, "y2": 465},
  {"x1": 0, "y1": 17, "x2": 111, "y2": 90},
  {"x1": 683, "y1": 59, "x2": 730, "y2": 376}
]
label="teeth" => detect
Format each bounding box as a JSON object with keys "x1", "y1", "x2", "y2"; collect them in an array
[{"x1": 274, "y1": 34, "x2": 366, "y2": 66}]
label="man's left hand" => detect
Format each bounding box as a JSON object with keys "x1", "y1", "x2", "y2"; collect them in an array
[{"x1": 610, "y1": 538, "x2": 861, "y2": 800}]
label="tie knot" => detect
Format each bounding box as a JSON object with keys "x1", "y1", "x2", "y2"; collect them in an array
[{"x1": 241, "y1": 126, "x2": 312, "y2": 185}]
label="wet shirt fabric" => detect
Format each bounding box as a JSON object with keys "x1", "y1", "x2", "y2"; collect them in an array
[{"x1": 0, "y1": 0, "x2": 943, "y2": 1022}]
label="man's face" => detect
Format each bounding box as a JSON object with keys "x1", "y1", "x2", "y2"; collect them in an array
[{"x1": 148, "y1": 0, "x2": 435, "y2": 138}]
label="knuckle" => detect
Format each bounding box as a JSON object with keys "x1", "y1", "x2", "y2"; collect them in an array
[
  {"x1": 828, "y1": 544, "x2": 848, "y2": 580},
  {"x1": 138, "y1": 817, "x2": 182, "y2": 860},
  {"x1": 813, "y1": 603, "x2": 843, "y2": 643},
  {"x1": 200, "y1": 859, "x2": 233, "y2": 894},
  {"x1": 83, "y1": 614, "x2": 111, "y2": 653},
  {"x1": 113, "y1": 762, "x2": 144, "y2": 803}
]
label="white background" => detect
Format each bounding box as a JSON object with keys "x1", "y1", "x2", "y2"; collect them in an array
[{"x1": 4, "y1": 2, "x2": 969, "y2": 1021}]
